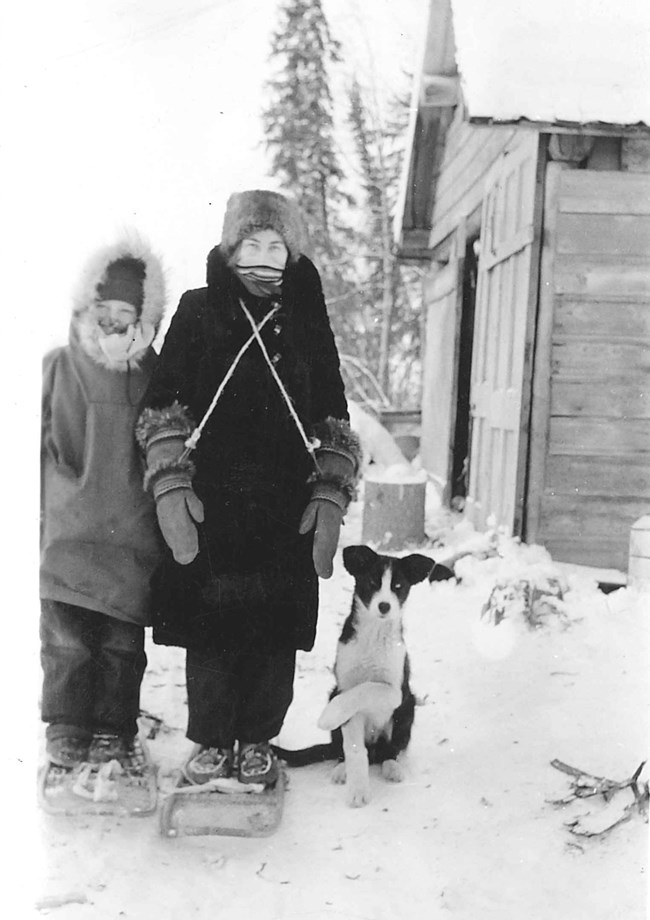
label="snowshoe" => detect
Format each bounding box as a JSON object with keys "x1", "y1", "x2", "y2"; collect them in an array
[
  {"x1": 38, "y1": 733, "x2": 157, "y2": 817},
  {"x1": 159, "y1": 744, "x2": 286, "y2": 838}
]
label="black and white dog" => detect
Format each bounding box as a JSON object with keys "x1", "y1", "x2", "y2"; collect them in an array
[{"x1": 274, "y1": 545, "x2": 454, "y2": 807}]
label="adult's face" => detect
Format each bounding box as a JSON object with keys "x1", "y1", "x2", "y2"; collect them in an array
[{"x1": 237, "y1": 229, "x2": 289, "y2": 270}]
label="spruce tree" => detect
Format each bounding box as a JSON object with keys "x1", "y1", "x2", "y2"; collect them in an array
[
  {"x1": 262, "y1": 2, "x2": 421, "y2": 408},
  {"x1": 263, "y1": 0, "x2": 347, "y2": 259},
  {"x1": 262, "y1": 0, "x2": 363, "y2": 382},
  {"x1": 347, "y1": 76, "x2": 422, "y2": 406}
]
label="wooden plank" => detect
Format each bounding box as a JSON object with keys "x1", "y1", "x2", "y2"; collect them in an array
[
  {"x1": 559, "y1": 194, "x2": 650, "y2": 216},
  {"x1": 420, "y1": 247, "x2": 463, "y2": 492},
  {"x1": 525, "y1": 160, "x2": 562, "y2": 544},
  {"x1": 556, "y1": 214, "x2": 650, "y2": 256},
  {"x1": 551, "y1": 380, "x2": 650, "y2": 418},
  {"x1": 435, "y1": 122, "x2": 504, "y2": 202},
  {"x1": 545, "y1": 454, "x2": 650, "y2": 497},
  {"x1": 433, "y1": 130, "x2": 513, "y2": 227},
  {"x1": 421, "y1": 75, "x2": 460, "y2": 107},
  {"x1": 437, "y1": 113, "x2": 468, "y2": 170},
  {"x1": 482, "y1": 225, "x2": 535, "y2": 269},
  {"x1": 548, "y1": 417, "x2": 650, "y2": 455},
  {"x1": 423, "y1": 263, "x2": 459, "y2": 303},
  {"x1": 447, "y1": 218, "x2": 467, "y2": 505},
  {"x1": 513, "y1": 139, "x2": 547, "y2": 536},
  {"x1": 551, "y1": 340, "x2": 650, "y2": 378},
  {"x1": 421, "y1": 0, "x2": 456, "y2": 74},
  {"x1": 541, "y1": 536, "x2": 628, "y2": 570},
  {"x1": 405, "y1": 110, "x2": 447, "y2": 230},
  {"x1": 540, "y1": 494, "x2": 643, "y2": 534},
  {"x1": 430, "y1": 128, "x2": 520, "y2": 251},
  {"x1": 466, "y1": 134, "x2": 542, "y2": 535},
  {"x1": 554, "y1": 297, "x2": 650, "y2": 337},
  {"x1": 558, "y1": 170, "x2": 650, "y2": 214},
  {"x1": 469, "y1": 117, "x2": 650, "y2": 140},
  {"x1": 554, "y1": 256, "x2": 650, "y2": 296},
  {"x1": 533, "y1": 169, "x2": 650, "y2": 570}
]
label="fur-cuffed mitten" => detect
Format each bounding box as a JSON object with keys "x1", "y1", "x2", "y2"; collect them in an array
[
  {"x1": 135, "y1": 402, "x2": 204, "y2": 565},
  {"x1": 299, "y1": 418, "x2": 363, "y2": 578}
]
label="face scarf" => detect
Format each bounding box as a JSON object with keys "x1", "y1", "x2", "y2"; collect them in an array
[
  {"x1": 97, "y1": 321, "x2": 156, "y2": 364},
  {"x1": 233, "y1": 264, "x2": 284, "y2": 299}
]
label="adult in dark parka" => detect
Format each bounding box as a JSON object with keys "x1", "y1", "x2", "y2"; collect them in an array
[{"x1": 137, "y1": 190, "x2": 361, "y2": 786}]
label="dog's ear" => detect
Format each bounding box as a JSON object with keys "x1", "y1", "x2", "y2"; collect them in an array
[
  {"x1": 343, "y1": 545, "x2": 379, "y2": 577},
  {"x1": 399, "y1": 553, "x2": 435, "y2": 586},
  {"x1": 429, "y1": 562, "x2": 455, "y2": 583}
]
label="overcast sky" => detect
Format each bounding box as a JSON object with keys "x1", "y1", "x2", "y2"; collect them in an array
[{"x1": 5, "y1": 0, "x2": 425, "y2": 353}]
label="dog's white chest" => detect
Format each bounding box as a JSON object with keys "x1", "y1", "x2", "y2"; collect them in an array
[{"x1": 335, "y1": 621, "x2": 406, "y2": 692}]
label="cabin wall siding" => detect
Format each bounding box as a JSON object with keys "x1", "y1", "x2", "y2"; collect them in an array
[
  {"x1": 428, "y1": 115, "x2": 531, "y2": 250},
  {"x1": 534, "y1": 168, "x2": 650, "y2": 569},
  {"x1": 417, "y1": 111, "x2": 650, "y2": 571}
]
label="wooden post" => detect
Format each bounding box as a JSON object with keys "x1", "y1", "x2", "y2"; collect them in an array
[
  {"x1": 361, "y1": 479, "x2": 426, "y2": 551},
  {"x1": 628, "y1": 515, "x2": 650, "y2": 590}
]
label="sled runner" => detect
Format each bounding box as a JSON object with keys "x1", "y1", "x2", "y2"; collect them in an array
[
  {"x1": 159, "y1": 767, "x2": 286, "y2": 838},
  {"x1": 37, "y1": 736, "x2": 157, "y2": 817}
]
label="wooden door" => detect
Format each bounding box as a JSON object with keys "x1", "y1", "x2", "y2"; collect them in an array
[
  {"x1": 465, "y1": 135, "x2": 543, "y2": 534},
  {"x1": 419, "y1": 227, "x2": 465, "y2": 500}
]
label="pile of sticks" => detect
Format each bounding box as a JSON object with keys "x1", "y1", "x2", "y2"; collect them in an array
[{"x1": 549, "y1": 759, "x2": 648, "y2": 838}]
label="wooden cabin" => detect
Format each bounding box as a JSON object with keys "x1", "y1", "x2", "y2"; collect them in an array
[{"x1": 396, "y1": 0, "x2": 650, "y2": 570}]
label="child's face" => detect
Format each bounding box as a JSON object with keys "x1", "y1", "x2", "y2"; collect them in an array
[
  {"x1": 93, "y1": 300, "x2": 139, "y2": 335},
  {"x1": 237, "y1": 230, "x2": 288, "y2": 269}
]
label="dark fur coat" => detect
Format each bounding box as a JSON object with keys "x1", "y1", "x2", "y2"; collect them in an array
[{"x1": 141, "y1": 246, "x2": 349, "y2": 652}]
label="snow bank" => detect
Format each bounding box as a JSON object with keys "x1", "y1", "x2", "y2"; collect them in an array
[
  {"x1": 348, "y1": 400, "x2": 408, "y2": 470},
  {"x1": 364, "y1": 464, "x2": 427, "y2": 483}
]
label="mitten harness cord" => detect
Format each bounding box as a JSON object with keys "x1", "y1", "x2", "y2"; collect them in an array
[{"x1": 180, "y1": 300, "x2": 321, "y2": 470}]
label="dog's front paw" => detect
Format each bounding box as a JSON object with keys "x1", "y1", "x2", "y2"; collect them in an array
[
  {"x1": 346, "y1": 781, "x2": 370, "y2": 808},
  {"x1": 381, "y1": 759, "x2": 403, "y2": 783},
  {"x1": 318, "y1": 696, "x2": 346, "y2": 732},
  {"x1": 331, "y1": 762, "x2": 346, "y2": 785}
]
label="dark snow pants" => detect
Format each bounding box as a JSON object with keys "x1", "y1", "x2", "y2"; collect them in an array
[
  {"x1": 40, "y1": 599, "x2": 146, "y2": 742},
  {"x1": 185, "y1": 645, "x2": 296, "y2": 748}
]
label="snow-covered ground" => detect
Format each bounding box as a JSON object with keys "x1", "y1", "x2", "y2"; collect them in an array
[{"x1": 34, "y1": 492, "x2": 649, "y2": 920}]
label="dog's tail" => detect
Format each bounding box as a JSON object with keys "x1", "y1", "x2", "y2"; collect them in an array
[{"x1": 271, "y1": 742, "x2": 339, "y2": 767}]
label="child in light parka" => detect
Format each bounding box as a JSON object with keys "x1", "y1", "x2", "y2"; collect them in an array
[{"x1": 40, "y1": 234, "x2": 166, "y2": 770}]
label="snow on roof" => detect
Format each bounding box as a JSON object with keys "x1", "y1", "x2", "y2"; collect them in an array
[{"x1": 449, "y1": 0, "x2": 650, "y2": 127}]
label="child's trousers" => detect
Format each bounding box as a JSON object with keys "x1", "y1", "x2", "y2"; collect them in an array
[
  {"x1": 40, "y1": 598, "x2": 146, "y2": 742},
  {"x1": 185, "y1": 644, "x2": 296, "y2": 748}
]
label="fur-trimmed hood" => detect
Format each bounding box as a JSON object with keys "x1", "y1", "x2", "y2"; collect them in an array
[{"x1": 70, "y1": 232, "x2": 166, "y2": 372}]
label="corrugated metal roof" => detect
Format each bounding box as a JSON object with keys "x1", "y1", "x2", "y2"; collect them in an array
[{"x1": 450, "y1": 0, "x2": 650, "y2": 127}]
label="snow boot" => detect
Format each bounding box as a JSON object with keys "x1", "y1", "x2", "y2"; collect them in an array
[
  {"x1": 46, "y1": 734, "x2": 91, "y2": 769},
  {"x1": 238, "y1": 742, "x2": 279, "y2": 787},
  {"x1": 88, "y1": 732, "x2": 133, "y2": 765},
  {"x1": 183, "y1": 747, "x2": 235, "y2": 785}
]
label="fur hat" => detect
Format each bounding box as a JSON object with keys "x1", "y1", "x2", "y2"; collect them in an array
[
  {"x1": 97, "y1": 257, "x2": 146, "y2": 309},
  {"x1": 221, "y1": 189, "x2": 306, "y2": 261}
]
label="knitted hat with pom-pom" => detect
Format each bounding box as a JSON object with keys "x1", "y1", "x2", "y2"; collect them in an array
[{"x1": 220, "y1": 190, "x2": 306, "y2": 262}]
